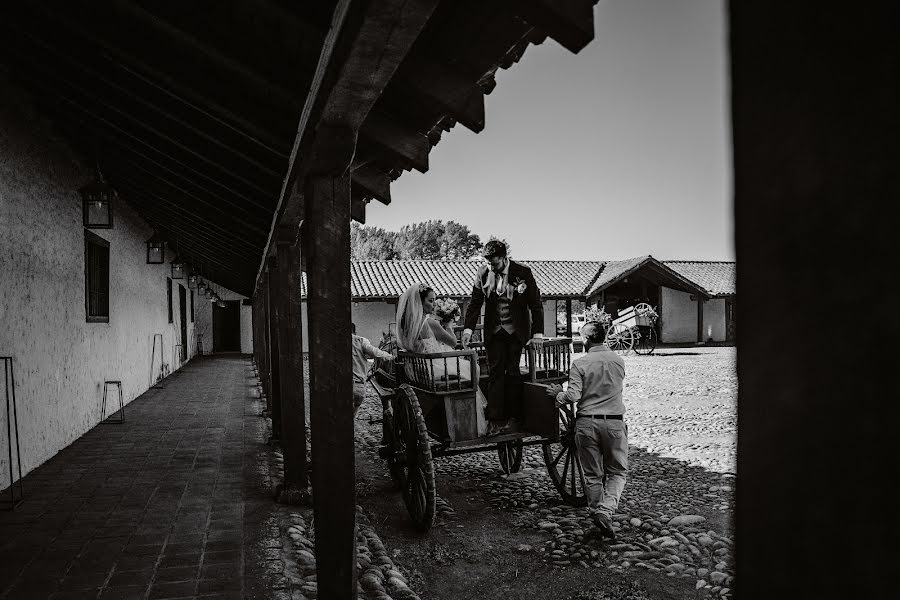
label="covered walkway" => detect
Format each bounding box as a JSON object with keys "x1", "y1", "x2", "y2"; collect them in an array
[{"x1": 0, "y1": 355, "x2": 297, "y2": 600}]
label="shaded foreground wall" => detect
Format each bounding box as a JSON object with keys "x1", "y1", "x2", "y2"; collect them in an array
[
  {"x1": 0, "y1": 72, "x2": 197, "y2": 488},
  {"x1": 732, "y1": 2, "x2": 897, "y2": 597}
]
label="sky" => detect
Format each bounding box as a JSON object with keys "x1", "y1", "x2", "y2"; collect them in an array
[{"x1": 364, "y1": 0, "x2": 733, "y2": 262}]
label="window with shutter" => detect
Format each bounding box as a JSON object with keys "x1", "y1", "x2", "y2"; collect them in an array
[{"x1": 84, "y1": 231, "x2": 110, "y2": 323}]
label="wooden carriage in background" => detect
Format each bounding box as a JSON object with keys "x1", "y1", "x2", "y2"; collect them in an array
[{"x1": 369, "y1": 329, "x2": 590, "y2": 531}]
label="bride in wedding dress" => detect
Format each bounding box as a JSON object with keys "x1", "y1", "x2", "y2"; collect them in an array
[{"x1": 396, "y1": 282, "x2": 488, "y2": 437}]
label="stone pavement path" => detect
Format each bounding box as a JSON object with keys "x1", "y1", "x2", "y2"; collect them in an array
[{"x1": 0, "y1": 355, "x2": 300, "y2": 600}]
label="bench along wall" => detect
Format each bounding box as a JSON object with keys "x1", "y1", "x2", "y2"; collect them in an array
[{"x1": 0, "y1": 74, "x2": 195, "y2": 489}]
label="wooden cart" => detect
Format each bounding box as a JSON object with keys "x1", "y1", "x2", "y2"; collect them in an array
[{"x1": 369, "y1": 336, "x2": 589, "y2": 531}]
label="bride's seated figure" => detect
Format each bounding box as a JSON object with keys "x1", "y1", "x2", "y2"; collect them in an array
[{"x1": 397, "y1": 283, "x2": 488, "y2": 437}]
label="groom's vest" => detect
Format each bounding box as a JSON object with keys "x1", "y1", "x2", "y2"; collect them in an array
[{"x1": 493, "y1": 278, "x2": 516, "y2": 336}]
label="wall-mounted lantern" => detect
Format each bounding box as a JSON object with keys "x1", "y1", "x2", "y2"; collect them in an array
[
  {"x1": 197, "y1": 280, "x2": 207, "y2": 296},
  {"x1": 188, "y1": 272, "x2": 198, "y2": 289},
  {"x1": 146, "y1": 233, "x2": 165, "y2": 264},
  {"x1": 171, "y1": 256, "x2": 184, "y2": 279},
  {"x1": 216, "y1": 299, "x2": 226, "y2": 308},
  {"x1": 80, "y1": 169, "x2": 115, "y2": 229}
]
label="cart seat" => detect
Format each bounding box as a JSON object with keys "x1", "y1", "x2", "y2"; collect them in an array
[
  {"x1": 400, "y1": 349, "x2": 479, "y2": 392},
  {"x1": 525, "y1": 337, "x2": 573, "y2": 385}
]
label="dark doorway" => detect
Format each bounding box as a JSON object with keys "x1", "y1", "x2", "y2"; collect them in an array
[
  {"x1": 178, "y1": 285, "x2": 187, "y2": 363},
  {"x1": 213, "y1": 300, "x2": 241, "y2": 352}
]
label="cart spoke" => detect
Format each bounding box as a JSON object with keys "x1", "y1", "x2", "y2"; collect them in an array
[
  {"x1": 560, "y1": 448, "x2": 571, "y2": 492},
  {"x1": 569, "y1": 451, "x2": 578, "y2": 498}
]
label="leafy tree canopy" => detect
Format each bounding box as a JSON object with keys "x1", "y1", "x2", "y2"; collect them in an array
[{"x1": 352, "y1": 220, "x2": 492, "y2": 260}]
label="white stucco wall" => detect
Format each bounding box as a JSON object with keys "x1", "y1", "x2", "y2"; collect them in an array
[
  {"x1": 704, "y1": 298, "x2": 726, "y2": 342},
  {"x1": 660, "y1": 287, "x2": 728, "y2": 343},
  {"x1": 661, "y1": 287, "x2": 698, "y2": 343},
  {"x1": 352, "y1": 301, "x2": 398, "y2": 345},
  {"x1": 0, "y1": 73, "x2": 197, "y2": 488}
]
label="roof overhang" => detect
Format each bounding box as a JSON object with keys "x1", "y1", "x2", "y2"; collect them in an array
[{"x1": 588, "y1": 257, "x2": 711, "y2": 299}]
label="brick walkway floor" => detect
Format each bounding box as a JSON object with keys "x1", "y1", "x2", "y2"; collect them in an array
[{"x1": 0, "y1": 355, "x2": 297, "y2": 600}]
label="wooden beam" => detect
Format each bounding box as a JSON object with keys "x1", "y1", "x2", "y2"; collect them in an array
[
  {"x1": 304, "y1": 173, "x2": 355, "y2": 599},
  {"x1": 17, "y1": 71, "x2": 280, "y2": 201},
  {"x1": 697, "y1": 297, "x2": 705, "y2": 344},
  {"x1": 513, "y1": 0, "x2": 596, "y2": 54},
  {"x1": 137, "y1": 212, "x2": 259, "y2": 267},
  {"x1": 350, "y1": 196, "x2": 368, "y2": 224},
  {"x1": 394, "y1": 53, "x2": 486, "y2": 133},
  {"x1": 351, "y1": 165, "x2": 392, "y2": 206},
  {"x1": 110, "y1": 0, "x2": 302, "y2": 110},
  {"x1": 259, "y1": 273, "x2": 271, "y2": 404},
  {"x1": 360, "y1": 110, "x2": 431, "y2": 173},
  {"x1": 119, "y1": 192, "x2": 265, "y2": 253},
  {"x1": 18, "y1": 2, "x2": 292, "y2": 155},
  {"x1": 275, "y1": 231, "x2": 309, "y2": 500},
  {"x1": 11, "y1": 31, "x2": 288, "y2": 173},
  {"x1": 256, "y1": 0, "x2": 441, "y2": 284},
  {"x1": 37, "y1": 97, "x2": 277, "y2": 224}
]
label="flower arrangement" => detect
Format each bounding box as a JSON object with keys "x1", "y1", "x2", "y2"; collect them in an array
[
  {"x1": 584, "y1": 306, "x2": 612, "y2": 326},
  {"x1": 634, "y1": 304, "x2": 659, "y2": 322},
  {"x1": 433, "y1": 297, "x2": 462, "y2": 323}
]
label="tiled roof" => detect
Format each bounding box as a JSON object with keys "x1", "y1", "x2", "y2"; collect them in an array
[
  {"x1": 299, "y1": 258, "x2": 735, "y2": 300},
  {"x1": 585, "y1": 255, "x2": 715, "y2": 298},
  {"x1": 352, "y1": 260, "x2": 478, "y2": 298},
  {"x1": 664, "y1": 261, "x2": 736, "y2": 297},
  {"x1": 301, "y1": 260, "x2": 604, "y2": 299},
  {"x1": 518, "y1": 261, "x2": 605, "y2": 297},
  {"x1": 585, "y1": 256, "x2": 652, "y2": 297}
]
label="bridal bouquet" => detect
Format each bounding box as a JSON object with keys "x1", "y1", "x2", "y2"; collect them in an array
[{"x1": 433, "y1": 297, "x2": 461, "y2": 323}]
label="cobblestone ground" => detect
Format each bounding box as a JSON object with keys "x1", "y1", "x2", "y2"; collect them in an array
[{"x1": 354, "y1": 346, "x2": 736, "y2": 599}]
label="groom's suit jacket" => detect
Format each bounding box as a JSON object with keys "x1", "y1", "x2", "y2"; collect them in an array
[{"x1": 464, "y1": 260, "x2": 544, "y2": 345}]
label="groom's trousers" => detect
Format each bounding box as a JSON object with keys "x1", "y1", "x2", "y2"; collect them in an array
[{"x1": 486, "y1": 329, "x2": 525, "y2": 422}]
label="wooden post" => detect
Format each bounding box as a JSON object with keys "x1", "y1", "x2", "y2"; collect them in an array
[
  {"x1": 267, "y1": 256, "x2": 282, "y2": 443},
  {"x1": 276, "y1": 228, "x2": 309, "y2": 500},
  {"x1": 565, "y1": 298, "x2": 573, "y2": 337},
  {"x1": 260, "y1": 273, "x2": 271, "y2": 406},
  {"x1": 696, "y1": 297, "x2": 704, "y2": 344},
  {"x1": 305, "y1": 172, "x2": 356, "y2": 599}
]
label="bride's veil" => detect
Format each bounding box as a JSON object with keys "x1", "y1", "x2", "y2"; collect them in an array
[{"x1": 396, "y1": 283, "x2": 431, "y2": 352}]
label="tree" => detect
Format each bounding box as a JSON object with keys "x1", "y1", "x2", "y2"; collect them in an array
[
  {"x1": 350, "y1": 220, "x2": 483, "y2": 260},
  {"x1": 350, "y1": 222, "x2": 398, "y2": 260}
]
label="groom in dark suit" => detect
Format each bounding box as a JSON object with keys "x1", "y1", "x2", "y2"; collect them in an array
[{"x1": 462, "y1": 240, "x2": 544, "y2": 435}]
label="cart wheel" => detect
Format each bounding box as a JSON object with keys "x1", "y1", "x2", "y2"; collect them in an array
[
  {"x1": 498, "y1": 440, "x2": 523, "y2": 474},
  {"x1": 633, "y1": 326, "x2": 657, "y2": 355},
  {"x1": 606, "y1": 323, "x2": 635, "y2": 355},
  {"x1": 542, "y1": 405, "x2": 588, "y2": 507},
  {"x1": 395, "y1": 384, "x2": 436, "y2": 531}
]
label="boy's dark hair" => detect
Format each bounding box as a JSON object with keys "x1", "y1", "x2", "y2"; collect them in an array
[
  {"x1": 483, "y1": 239, "x2": 508, "y2": 259},
  {"x1": 582, "y1": 321, "x2": 607, "y2": 344},
  {"x1": 351, "y1": 322, "x2": 357, "y2": 334}
]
